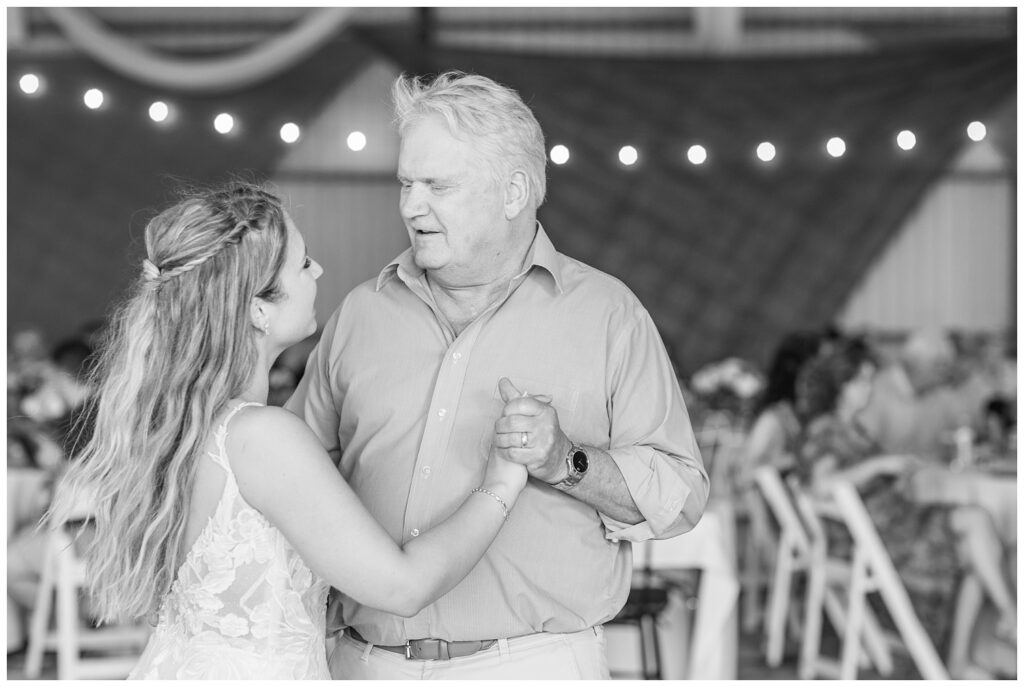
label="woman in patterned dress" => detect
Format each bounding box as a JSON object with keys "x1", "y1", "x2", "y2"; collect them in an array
[{"x1": 793, "y1": 339, "x2": 1016, "y2": 667}]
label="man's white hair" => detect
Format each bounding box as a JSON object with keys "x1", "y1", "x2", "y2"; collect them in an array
[{"x1": 392, "y1": 71, "x2": 547, "y2": 210}]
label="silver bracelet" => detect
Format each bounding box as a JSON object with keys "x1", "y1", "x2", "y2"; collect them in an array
[{"x1": 471, "y1": 487, "x2": 509, "y2": 520}]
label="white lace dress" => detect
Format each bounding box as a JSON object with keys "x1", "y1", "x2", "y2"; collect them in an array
[{"x1": 129, "y1": 402, "x2": 331, "y2": 679}]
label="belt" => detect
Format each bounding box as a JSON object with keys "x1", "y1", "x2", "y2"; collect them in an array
[{"x1": 346, "y1": 627, "x2": 497, "y2": 661}]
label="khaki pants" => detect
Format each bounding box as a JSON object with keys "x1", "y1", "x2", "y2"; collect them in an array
[{"x1": 329, "y1": 626, "x2": 610, "y2": 680}]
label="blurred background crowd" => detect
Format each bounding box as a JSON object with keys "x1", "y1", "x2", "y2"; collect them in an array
[{"x1": 6, "y1": 5, "x2": 1017, "y2": 680}]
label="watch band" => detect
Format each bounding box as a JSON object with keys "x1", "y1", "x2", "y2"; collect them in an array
[{"x1": 553, "y1": 443, "x2": 588, "y2": 490}]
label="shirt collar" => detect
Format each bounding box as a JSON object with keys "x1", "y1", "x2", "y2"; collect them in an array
[
  {"x1": 527, "y1": 222, "x2": 564, "y2": 294},
  {"x1": 375, "y1": 222, "x2": 565, "y2": 295},
  {"x1": 375, "y1": 248, "x2": 420, "y2": 292}
]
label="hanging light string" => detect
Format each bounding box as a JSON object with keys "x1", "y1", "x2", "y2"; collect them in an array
[{"x1": 14, "y1": 68, "x2": 991, "y2": 156}]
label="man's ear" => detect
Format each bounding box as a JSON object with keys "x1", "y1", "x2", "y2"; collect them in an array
[{"x1": 503, "y1": 169, "x2": 530, "y2": 220}]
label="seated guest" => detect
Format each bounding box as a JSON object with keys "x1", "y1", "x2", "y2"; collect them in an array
[
  {"x1": 854, "y1": 328, "x2": 969, "y2": 459},
  {"x1": 733, "y1": 330, "x2": 822, "y2": 631},
  {"x1": 793, "y1": 340, "x2": 1016, "y2": 665},
  {"x1": 738, "y1": 330, "x2": 823, "y2": 484}
]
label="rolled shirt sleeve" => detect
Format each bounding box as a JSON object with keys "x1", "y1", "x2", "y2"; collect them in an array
[{"x1": 599, "y1": 309, "x2": 709, "y2": 542}]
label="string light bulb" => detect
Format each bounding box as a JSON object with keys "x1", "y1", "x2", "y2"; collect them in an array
[
  {"x1": 826, "y1": 137, "x2": 846, "y2": 158},
  {"x1": 280, "y1": 122, "x2": 301, "y2": 143},
  {"x1": 347, "y1": 131, "x2": 366, "y2": 151},
  {"x1": 618, "y1": 146, "x2": 638, "y2": 166},
  {"x1": 687, "y1": 144, "x2": 708, "y2": 165},
  {"x1": 896, "y1": 129, "x2": 916, "y2": 151},
  {"x1": 214, "y1": 113, "x2": 234, "y2": 134},
  {"x1": 19, "y1": 74, "x2": 41, "y2": 95},
  {"x1": 966, "y1": 121, "x2": 986, "y2": 142},
  {"x1": 550, "y1": 144, "x2": 570, "y2": 165},
  {"x1": 83, "y1": 88, "x2": 104, "y2": 110},
  {"x1": 756, "y1": 141, "x2": 776, "y2": 163},
  {"x1": 149, "y1": 101, "x2": 169, "y2": 123}
]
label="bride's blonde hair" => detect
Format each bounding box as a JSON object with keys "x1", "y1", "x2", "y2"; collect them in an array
[{"x1": 48, "y1": 181, "x2": 290, "y2": 622}]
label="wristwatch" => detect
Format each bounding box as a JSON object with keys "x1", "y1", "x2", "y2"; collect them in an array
[{"x1": 552, "y1": 443, "x2": 589, "y2": 490}]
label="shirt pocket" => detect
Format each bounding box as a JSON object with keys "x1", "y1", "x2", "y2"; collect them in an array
[{"x1": 477, "y1": 377, "x2": 581, "y2": 455}]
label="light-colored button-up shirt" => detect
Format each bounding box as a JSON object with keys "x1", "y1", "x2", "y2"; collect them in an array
[{"x1": 286, "y1": 224, "x2": 708, "y2": 644}]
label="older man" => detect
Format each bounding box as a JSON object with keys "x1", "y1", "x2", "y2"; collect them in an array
[
  {"x1": 855, "y1": 328, "x2": 971, "y2": 459},
  {"x1": 287, "y1": 71, "x2": 707, "y2": 679}
]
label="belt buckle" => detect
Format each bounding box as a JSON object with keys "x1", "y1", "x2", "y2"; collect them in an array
[{"x1": 405, "y1": 638, "x2": 448, "y2": 660}]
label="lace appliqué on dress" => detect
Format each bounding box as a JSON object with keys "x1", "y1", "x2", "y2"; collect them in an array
[{"x1": 128, "y1": 402, "x2": 331, "y2": 679}]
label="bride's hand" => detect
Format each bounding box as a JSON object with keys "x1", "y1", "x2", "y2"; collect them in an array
[{"x1": 481, "y1": 443, "x2": 528, "y2": 508}]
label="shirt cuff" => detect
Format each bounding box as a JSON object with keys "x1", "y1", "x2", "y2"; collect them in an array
[{"x1": 601, "y1": 445, "x2": 700, "y2": 542}]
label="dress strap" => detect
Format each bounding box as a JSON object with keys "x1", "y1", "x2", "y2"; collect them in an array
[{"x1": 208, "y1": 401, "x2": 264, "y2": 472}]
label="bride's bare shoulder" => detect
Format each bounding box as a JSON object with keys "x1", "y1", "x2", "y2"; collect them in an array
[
  {"x1": 223, "y1": 405, "x2": 336, "y2": 507},
  {"x1": 225, "y1": 405, "x2": 325, "y2": 464}
]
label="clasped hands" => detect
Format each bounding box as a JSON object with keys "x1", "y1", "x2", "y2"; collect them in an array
[{"x1": 489, "y1": 377, "x2": 572, "y2": 486}]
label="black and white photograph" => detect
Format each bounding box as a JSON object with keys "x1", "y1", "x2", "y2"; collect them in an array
[{"x1": 6, "y1": 5, "x2": 1017, "y2": 680}]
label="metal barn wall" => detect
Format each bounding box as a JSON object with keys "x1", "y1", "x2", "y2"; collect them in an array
[{"x1": 839, "y1": 139, "x2": 1013, "y2": 333}]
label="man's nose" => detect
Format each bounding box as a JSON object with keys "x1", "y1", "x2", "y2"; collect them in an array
[{"x1": 400, "y1": 184, "x2": 427, "y2": 219}]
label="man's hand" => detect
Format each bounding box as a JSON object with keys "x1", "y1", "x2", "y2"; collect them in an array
[{"x1": 492, "y1": 377, "x2": 571, "y2": 485}]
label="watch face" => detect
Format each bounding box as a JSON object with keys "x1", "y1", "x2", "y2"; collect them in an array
[{"x1": 571, "y1": 450, "x2": 589, "y2": 473}]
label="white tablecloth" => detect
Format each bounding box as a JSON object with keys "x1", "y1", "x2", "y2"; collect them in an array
[
  {"x1": 909, "y1": 465, "x2": 1017, "y2": 545},
  {"x1": 634, "y1": 496, "x2": 739, "y2": 679}
]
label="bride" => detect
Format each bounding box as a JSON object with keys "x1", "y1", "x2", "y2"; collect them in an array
[{"x1": 49, "y1": 182, "x2": 527, "y2": 679}]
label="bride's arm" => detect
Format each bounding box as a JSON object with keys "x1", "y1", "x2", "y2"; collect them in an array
[{"x1": 229, "y1": 406, "x2": 525, "y2": 618}]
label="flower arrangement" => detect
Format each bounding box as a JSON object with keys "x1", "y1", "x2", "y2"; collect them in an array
[{"x1": 688, "y1": 357, "x2": 765, "y2": 428}]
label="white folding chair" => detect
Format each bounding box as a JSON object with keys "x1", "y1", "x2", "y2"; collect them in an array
[
  {"x1": 25, "y1": 525, "x2": 150, "y2": 680},
  {"x1": 751, "y1": 465, "x2": 810, "y2": 666},
  {"x1": 753, "y1": 466, "x2": 893, "y2": 675},
  {"x1": 788, "y1": 478, "x2": 894, "y2": 679},
  {"x1": 824, "y1": 480, "x2": 950, "y2": 679}
]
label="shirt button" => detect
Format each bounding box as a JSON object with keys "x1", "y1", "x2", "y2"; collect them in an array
[
  {"x1": 438, "y1": 408, "x2": 447, "y2": 419},
  {"x1": 410, "y1": 528, "x2": 420, "y2": 537},
  {"x1": 453, "y1": 352, "x2": 462, "y2": 360},
  {"x1": 422, "y1": 466, "x2": 432, "y2": 478}
]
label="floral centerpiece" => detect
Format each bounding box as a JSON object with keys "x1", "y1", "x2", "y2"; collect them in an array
[{"x1": 688, "y1": 357, "x2": 765, "y2": 432}]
